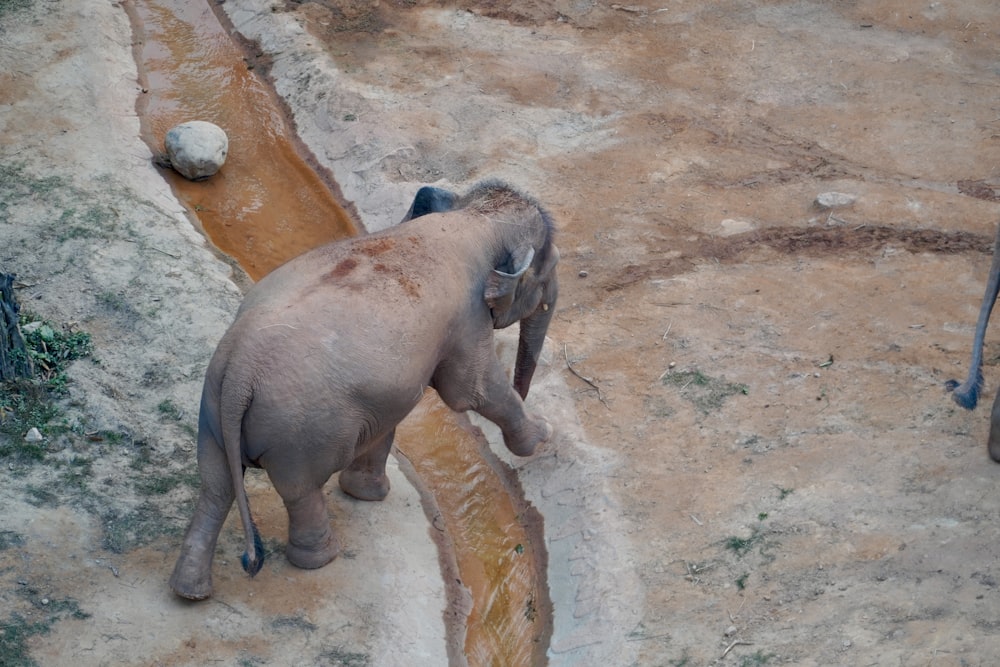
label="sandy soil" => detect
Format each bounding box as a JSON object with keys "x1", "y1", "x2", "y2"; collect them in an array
[{"x1": 3, "y1": 0, "x2": 1000, "y2": 665}]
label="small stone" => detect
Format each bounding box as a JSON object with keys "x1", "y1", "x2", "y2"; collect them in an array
[
  {"x1": 163, "y1": 121, "x2": 229, "y2": 181},
  {"x1": 578, "y1": 270, "x2": 589, "y2": 278},
  {"x1": 41, "y1": 598, "x2": 49, "y2": 606},
  {"x1": 724, "y1": 625, "x2": 738, "y2": 637},
  {"x1": 815, "y1": 192, "x2": 857, "y2": 209},
  {"x1": 24, "y1": 427, "x2": 43, "y2": 442}
]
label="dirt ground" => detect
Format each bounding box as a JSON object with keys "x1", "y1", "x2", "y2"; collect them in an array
[{"x1": 4, "y1": 0, "x2": 1000, "y2": 665}]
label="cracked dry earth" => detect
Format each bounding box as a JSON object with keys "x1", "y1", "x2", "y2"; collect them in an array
[{"x1": 3, "y1": 0, "x2": 1000, "y2": 665}]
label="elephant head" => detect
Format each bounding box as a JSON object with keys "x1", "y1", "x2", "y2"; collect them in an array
[{"x1": 404, "y1": 182, "x2": 559, "y2": 398}]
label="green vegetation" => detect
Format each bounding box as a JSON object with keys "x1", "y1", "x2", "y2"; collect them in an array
[
  {"x1": 101, "y1": 501, "x2": 184, "y2": 554},
  {"x1": 739, "y1": 650, "x2": 776, "y2": 666},
  {"x1": 0, "y1": 595, "x2": 89, "y2": 667},
  {"x1": 0, "y1": 314, "x2": 92, "y2": 457},
  {"x1": 662, "y1": 369, "x2": 748, "y2": 413},
  {"x1": 0, "y1": 0, "x2": 32, "y2": 22},
  {"x1": 157, "y1": 399, "x2": 183, "y2": 421},
  {"x1": 725, "y1": 527, "x2": 766, "y2": 558},
  {"x1": 0, "y1": 613, "x2": 50, "y2": 667},
  {"x1": 0, "y1": 530, "x2": 25, "y2": 550},
  {"x1": 316, "y1": 647, "x2": 370, "y2": 667}
]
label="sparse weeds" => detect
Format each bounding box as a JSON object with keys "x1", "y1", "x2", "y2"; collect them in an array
[
  {"x1": 0, "y1": 530, "x2": 25, "y2": 550},
  {"x1": 0, "y1": 592, "x2": 90, "y2": 667},
  {"x1": 101, "y1": 502, "x2": 180, "y2": 554},
  {"x1": 725, "y1": 526, "x2": 767, "y2": 558},
  {"x1": 739, "y1": 649, "x2": 776, "y2": 666},
  {"x1": 316, "y1": 647, "x2": 370, "y2": 667},
  {"x1": 0, "y1": 613, "x2": 50, "y2": 667},
  {"x1": 157, "y1": 399, "x2": 183, "y2": 421},
  {"x1": 663, "y1": 369, "x2": 748, "y2": 413},
  {"x1": 0, "y1": 313, "x2": 92, "y2": 456}
]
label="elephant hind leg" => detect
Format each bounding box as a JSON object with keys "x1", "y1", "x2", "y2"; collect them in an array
[
  {"x1": 988, "y1": 391, "x2": 1000, "y2": 463},
  {"x1": 170, "y1": 489, "x2": 233, "y2": 600},
  {"x1": 170, "y1": 430, "x2": 236, "y2": 600},
  {"x1": 277, "y1": 486, "x2": 340, "y2": 570},
  {"x1": 339, "y1": 429, "x2": 394, "y2": 501}
]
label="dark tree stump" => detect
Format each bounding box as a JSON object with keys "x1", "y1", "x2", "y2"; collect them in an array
[{"x1": 0, "y1": 273, "x2": 33, "y2": 381}]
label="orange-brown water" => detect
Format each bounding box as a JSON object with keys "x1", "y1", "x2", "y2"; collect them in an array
[
  {"x1": 132, "y1": 0, "x2": 356, "y2": 280},
  {"x1": 398, "y1": 395, "x2": 549, "y2": 666},
  {"x1": 129, "y1": 1, "x2": 550, "y2": 663}
]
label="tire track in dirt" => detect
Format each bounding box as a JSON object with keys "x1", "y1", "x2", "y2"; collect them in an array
[{"x1": 604, "y1": 224, "x2": 993, "y2": 292}]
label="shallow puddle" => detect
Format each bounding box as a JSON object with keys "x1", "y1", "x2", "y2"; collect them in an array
[{"x1": 128, "y1": 0, "x2": 550, "y2": 663}]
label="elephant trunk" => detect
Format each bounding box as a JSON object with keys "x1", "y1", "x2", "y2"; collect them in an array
[{"x1": 513, "y1": 274, "x2": 558, "y2": 399}]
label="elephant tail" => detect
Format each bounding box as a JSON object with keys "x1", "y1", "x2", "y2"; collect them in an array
[
  {"x1": 947, "y1": 222, "x2": 1000, "y2": 410},
  {"x1": 219, "y1": 379, "x2": 265, "y2": 578}
]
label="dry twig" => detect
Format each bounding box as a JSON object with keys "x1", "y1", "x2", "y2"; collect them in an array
[
  {"x1": 564, "y1": 344, "x2": 609, "y2": 408},
  {"x1": 719, "y1": 639, "x2": 753, "y2": 659}
]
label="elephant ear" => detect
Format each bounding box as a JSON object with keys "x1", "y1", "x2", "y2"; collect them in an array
[
  {"x1": 401, "y1": 186, "x2": 457, "y2": 222},
  {"x1": 484, "y1": 246, "x2": 534, "y2": 314}
]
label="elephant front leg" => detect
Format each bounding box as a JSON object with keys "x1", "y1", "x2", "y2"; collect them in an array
[
  {"x1": 339, "y1": 429, "x2": 394, "y2": 501},
  {"x1": 437, "y1": 360, "x2": 552, "y2": 457}
]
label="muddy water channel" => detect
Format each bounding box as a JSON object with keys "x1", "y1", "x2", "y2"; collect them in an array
[{"x1": 128, "y1": 0, "x2": 551, "y2": 663}]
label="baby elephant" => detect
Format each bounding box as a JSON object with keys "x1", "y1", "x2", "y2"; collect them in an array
[{"x1": 170, "y1": 181, "x2": 559, "y2": 600}]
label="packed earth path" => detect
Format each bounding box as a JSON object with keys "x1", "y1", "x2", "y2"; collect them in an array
[{"x1": 2, "y1": 1, "x2": 1000, "y2": 666}]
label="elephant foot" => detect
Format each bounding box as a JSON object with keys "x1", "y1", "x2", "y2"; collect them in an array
[
  {"x1": 170, "y1": 553, "x2": 214, "y2": 601},
  {"x1": 339, "y1": 468, "x2": 391, "y2": 502},
  {"x1": 286, "y1": 529, "x2": 341, "y2": 570},
  {"x1": 504, "y1": 417, "x2": 553, "y2": 457}
]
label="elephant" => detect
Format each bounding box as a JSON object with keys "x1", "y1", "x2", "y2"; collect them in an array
[
  {"x1": 169, "y1": 180, "x2": 559, "y2": 600},
  {"x1": 946, "y1": 223, "x2": 1000, "y2": 461}
]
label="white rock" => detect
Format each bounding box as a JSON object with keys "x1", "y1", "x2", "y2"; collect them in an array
[
  {"x1": 719, "y1": 218, "x2": 754, "y2": 236},
  {"x1": 164, "y1": 120, "x2": 229, "y2": 180},
  {"x1": 815, "y1": 192, "x2": 857, "y2": 209},
  {"x1": 24, "y1": 427, "x2": 43, "y2": 442}
]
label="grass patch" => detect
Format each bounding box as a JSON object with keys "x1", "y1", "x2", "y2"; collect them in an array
[
  {"x1": 0, "y1": 314, "x2": 92, "y2": 457},
  {"x1": 271, "y1": 615, "x2": 318, "y2": 633},
  {"x1": 0, "y1": 594, "x2": 90, "y2": 667},
  {"x1": 0, "y1": 0, "x2": 34, "y2": 33},
  {"x1": 316, "y1": 647, "x2": 369, "y2": 667},
  {"x1": 0, "y1": 613, "x2": 50, "y2": 667},
  {"x1": 725, "y1": 528, "x2": 766, "y2": 557},
  {"x1": 133, "y1": 468, "x2": 198, "y2": 496},
  {"x1": 724, "y1": 511, "x2": 773, "y2": 559},
  {"x1": 739, "y1": 650, "x2": 776, "y2": 666},
  {"x1": 663, "y1": 369, "x2": 748, "y2": 413},
  {"x1": 101, "y1": 502, "x2": 180, "y2": 554},
  {"x1": 157, "y1": 399, "x2": 183, "y2": 421},
  {"x1": 0, "y1": 530, "x2": 25, "y2": 550}
]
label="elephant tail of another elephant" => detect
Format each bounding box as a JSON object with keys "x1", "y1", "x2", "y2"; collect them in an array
[
  {"x1": 946, "y1": 223, "x2": 1000, "y2": 410},
  {"x1": 220, "y1": 380, "x2": 265, "y2": 578}
]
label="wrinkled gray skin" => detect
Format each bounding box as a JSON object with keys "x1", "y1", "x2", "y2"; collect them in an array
[
  {"x1": 169, "y1": 181, "x2": 559, "y2": 600},
  {"x1": 946, "y1": 224, "x2": 1000, "y2": 462}
]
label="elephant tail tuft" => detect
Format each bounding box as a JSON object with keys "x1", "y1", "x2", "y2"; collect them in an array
[
  {"x1": 946, "y1": 369, "x2": 983, "y2": 410},
  {"x1": 241, "y1": 519, "x2": 265, "y2": 577}
]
